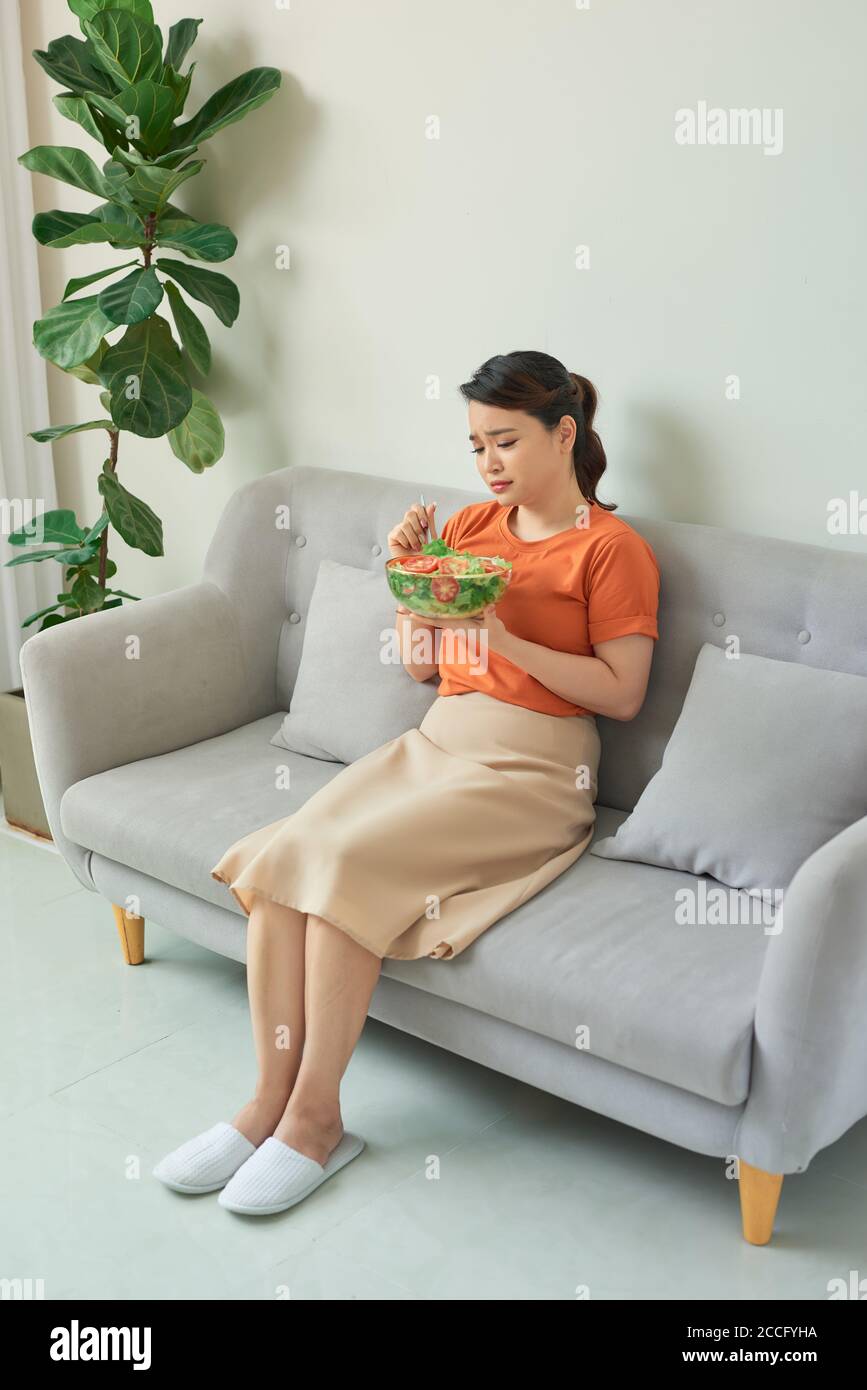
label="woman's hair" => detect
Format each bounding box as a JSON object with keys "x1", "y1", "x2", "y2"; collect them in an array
[{"x1": 458, "y1": 350, "x2": 615, "y2": 511}]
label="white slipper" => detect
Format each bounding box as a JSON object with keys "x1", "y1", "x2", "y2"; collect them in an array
[
  {"x1": 217, "y1": 1130, "x2": 365, "y2": 1215},
  {"x1": 152, "y1": 1121, "x2": 256, "y2": 1194}
]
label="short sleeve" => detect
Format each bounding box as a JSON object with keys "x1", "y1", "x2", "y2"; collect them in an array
[
  {"x1": 439, "y1": 508, "x2": 466, "y2": 550},
  {"x1": 586, "y1": 530, "x2": 660, "y2": 645}
]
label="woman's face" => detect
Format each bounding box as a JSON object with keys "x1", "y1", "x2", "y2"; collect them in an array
[{"x1": 467, "y1": 401, "x2": 578, "y2": 507}]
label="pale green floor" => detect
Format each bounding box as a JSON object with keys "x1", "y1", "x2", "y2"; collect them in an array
[{"x1": 1, "y1": 816, "x2": 865, "y2": 1302}]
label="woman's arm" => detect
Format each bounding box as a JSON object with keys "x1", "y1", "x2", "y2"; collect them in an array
[
  {"x1": 487, "y1": 619, "x2": 654, "y2": 719},
  {"x1": 396, "y1": 606, "x2": 439, "y2": 682}
]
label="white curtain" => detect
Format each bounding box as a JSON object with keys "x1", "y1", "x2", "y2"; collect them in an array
[{"x1": 0, "y1": 0, "x2": 59, "y2": 692}]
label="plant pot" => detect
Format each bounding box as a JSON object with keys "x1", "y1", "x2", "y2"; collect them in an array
[{"x1": 0, "y1": 688, "x2": 52, "y2": 840}]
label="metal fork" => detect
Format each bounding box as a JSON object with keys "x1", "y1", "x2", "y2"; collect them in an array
[{"x1": 419, "y1": 491, "x2": 438, "y2": 541}]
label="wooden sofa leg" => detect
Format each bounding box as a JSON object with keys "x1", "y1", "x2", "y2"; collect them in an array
[
  {"x1": 112, "y1": 904, "x2": 145, "y2": 965},
  {"x1": 738, "y1": 1159, "x2": 784, "y2": 1245}
]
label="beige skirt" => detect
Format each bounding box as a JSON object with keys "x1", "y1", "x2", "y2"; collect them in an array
[{"x1": 210, "y1": 690, "x2": 601, "y2": 962}]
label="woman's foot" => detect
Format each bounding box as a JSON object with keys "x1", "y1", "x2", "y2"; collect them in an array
[
  {"x1": 231, "y1": 1092, "x2": 292, "y2": 1148},
  {"x1": 272, "y1": 1100, "x2": 344, "y2": 1166}
]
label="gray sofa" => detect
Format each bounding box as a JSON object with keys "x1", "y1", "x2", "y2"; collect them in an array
[{"x1": 19, "y1": 463, "x2": 867, "y2": 1246}]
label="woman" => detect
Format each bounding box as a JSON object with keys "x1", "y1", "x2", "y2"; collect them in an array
[{"x1": 153, "y1": 350, "x2": 661, "y2": 1215}]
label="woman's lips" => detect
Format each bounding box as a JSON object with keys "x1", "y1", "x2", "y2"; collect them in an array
[{"x1": 490, "y1": 481, "x2": 511, "y2": 491}]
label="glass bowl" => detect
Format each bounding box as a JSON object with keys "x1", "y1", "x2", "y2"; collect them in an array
[{"x1": 385, "y1": 552, "x2": 512, "y2": 619}]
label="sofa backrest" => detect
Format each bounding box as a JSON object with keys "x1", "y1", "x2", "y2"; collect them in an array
[{"x1": 203, "y1": 464, "x2": 867, "y2": 813}]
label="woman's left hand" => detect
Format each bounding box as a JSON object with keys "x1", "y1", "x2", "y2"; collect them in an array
[{"x1": 427, "y1": 604, "x2": 510, "y2": 654}]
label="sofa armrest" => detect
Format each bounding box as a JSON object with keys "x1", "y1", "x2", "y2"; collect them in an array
[
  {"x1": 735, "y1": 813, "x2": 867, "y2": 1175},
  {"x1": 19, "y1": 581, "x2": 266, "y2": 889}
]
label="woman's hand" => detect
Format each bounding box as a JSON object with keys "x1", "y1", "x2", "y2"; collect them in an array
[
  {"x1": 387, "y1": 502, "x2": 437, "y2": 558},
  {"x1": 427, "y1": 604, "x2": 510, "y2": 654}
]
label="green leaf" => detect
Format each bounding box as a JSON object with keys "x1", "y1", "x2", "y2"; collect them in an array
[
  {"x1": 105, "y1": 588, "x2": 139, "y2": 600},
  {"x1": 111, "y1": 80, "x2": 177, "y2": 154},
  {"x1": 83, "y1": 11, "x2": 164, "y2": 87},
  {"x1": 82, "y1": 512, "x2": 111, "y2": 546},
  {"x1": 6, "y1": 549, "x2": 80, "y2": 568},
  {"x1": 70, "y1": 571, "x2": 105, "y2": 614},
  {"x1": 52, "y1": 92, "x2": 103, "y2": 142},
  {"x1": 167, "y1": 389, "x2": 224, "y2": 471},
  {"x1": 62, "y1": 259, "x2": 138, "y2": 300},
  {"x1": 168, "y1": 67, "x2": 281, "y2": 149},
  {"x1": 157, "y1": 258, "x2": 239, "y2": 325},
  {"x1": 40, "y1": 613, "x2": 79, "y2": 628},
  {"x1": 29, "y1": 420, "x2": 114, "y2": 443},
  {"x1": 97, "y1": 266, "x2": 163, "y2": 325},
  {"x1": 35, "y1": 217, "x2": 144, "y2": 250},
  {"x1": 161, "y1": 63, "x2": 193, "y2": 120},
  {"x1": 155, "y1": 220, "x2": 237, "y2": 262},
  {"x1": 98, "y1": 314, "x2": 192, "y2": 436},
  {"x1": 102, "y1": 157, "x2": 135, "y2": 201},
  {"x1": 33, "y1": 296, "x2": 114, "y2": 369},
  {"x1": 98, "y1": 463, "x2": 164, "y2": 555},
  {"x1": 18, "y1": 145, "x2": 115, "y2": 199},
  {"x1": 65, "y1": 341, "x2": 109, "y2": 385},
  {"x1": 157, "y1": 201, "x2": 197, "y2": 224},
  {"x1": 21, "y1": 601, "x2": 68, "y2": 628},
  {"x1": 123, "y1": 158, "x2": 203, "y2": 212},
  {"x1": 5, "y1": 508, "x2": 85, "y2": 548},
  {"x1": 79, "y1": 555, "x2": 118, "y2": 579},
  {"x1": 48, "y1": 543, "x2": 101, "y2": 563},
  {"x1": 91, "y1": 200, "x2": 146, "y2": 240},
  {"x1": 69, "y1": 0, "x2": 155, "y2": 27},
  {"x1": 99, "y1": 390, "x2": 113, "y2": 412},
  {"x1": 76, "y1": 97, "x2": 130, "y2": 153},
  {"x1": 32, "y1": 35, "x2": 118, "y2": 96},
  {"x1": 33, "y1": 209, "x2": 97, "y2": 245},
  {"x1": 151, "y1": 141, "x2": 198, "y2": 168},
  {"x1": 85, "y1": 90, "x2": 133, "y2": 129},
  {"x1": 164, "y1": 18, "x2": 201, "y2": 71},
  {"x1": 164, "y1": 282, "x2": 210, "y2": 374},
  {"x1": 105, "y1": 144, "x2": 146, "y2": 174}
]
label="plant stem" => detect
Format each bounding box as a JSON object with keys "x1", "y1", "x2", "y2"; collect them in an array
[
  {"x1": 142, "y1": 212, "x2": 157, "y2": 268},
  {"x1": 99, "y1": 430, "x2": 119, "y2": 590}
]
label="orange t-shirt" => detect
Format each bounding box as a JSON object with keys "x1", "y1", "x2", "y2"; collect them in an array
[{"x1": 435, "y1": 499, "x2": 660, "y2": 717}]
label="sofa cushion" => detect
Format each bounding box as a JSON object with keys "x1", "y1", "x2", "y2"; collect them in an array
[
  {"x1": 60, "y1": 714, "x2": 346, "y2": 911},
  {"x1": 383, "y1": 803, "x2": 770, "y2": 1106},
  {"x1": 591, "y1": 642, "x2": 867, "y2": 894},
  {"x1": 62, "y1": 728, "x2": 769, "y2": 1106},
  {"x1": 271, "y1": 558, "x2": 439, "y2": 762}
]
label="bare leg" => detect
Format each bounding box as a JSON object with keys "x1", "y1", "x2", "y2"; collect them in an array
[
  {"x1": 272, "y1": 913, "x2": 383, "y2": 1164},
  {"x1": 231, "y1": 894, "x2": 308, "y2": 1146}
]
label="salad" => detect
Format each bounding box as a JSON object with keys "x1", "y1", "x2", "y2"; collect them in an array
[{"x1": 385, "y1": 537, "x2": 512, "y2": 619}]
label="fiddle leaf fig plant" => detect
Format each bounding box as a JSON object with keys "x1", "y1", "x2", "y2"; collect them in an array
[{"x1": 6, "y1": 0, "x2": 281, "y2": 630}]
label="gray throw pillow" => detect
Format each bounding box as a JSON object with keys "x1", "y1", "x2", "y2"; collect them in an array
[
  {"x1": 271, "y1": 558, "x2": 439, "y2": 763},
  {"x1": 591, "y1": 642, "x2": 867, "y2": 893}
]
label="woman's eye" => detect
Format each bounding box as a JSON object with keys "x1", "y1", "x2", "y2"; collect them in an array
[{"x1": 471, "y1": 441, "x2": 516, "y2": 454}]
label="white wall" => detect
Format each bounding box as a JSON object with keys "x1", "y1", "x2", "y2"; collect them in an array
[{"x1": 18, "y1": 0, "x2": 867, "y2": 599}]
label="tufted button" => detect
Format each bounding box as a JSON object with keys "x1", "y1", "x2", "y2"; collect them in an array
[
  {"x1": 289, "y1": 611, "x2": 301, "y2": 624},
  {"x1": 712, "y1": 612, "x2": 725, "y2": 626},
  {"x1": 371, "y1": 543, "x2": 382, "y2": 556},
  {"x1": 797, "y1": 629, "x2": 811, "y2": 644},
  {"x1": 294, "y1": 535, "x2": 306, "y2": 547}
]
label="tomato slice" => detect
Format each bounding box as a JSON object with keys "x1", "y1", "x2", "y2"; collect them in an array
[
  {"x1": 401, "y1": 555, "x2": 439, "y2": 573},
  {"x1": 431, "y1": 575, "x2": 460, "y2": 602},
  {"x1": 438, "y1": 556, "x2": 470, "y2": 575}
]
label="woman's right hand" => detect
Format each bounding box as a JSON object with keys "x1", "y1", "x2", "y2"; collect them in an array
[{"x1": 387, "y1": 501, "x2": 437, "y2": 559}]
